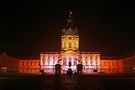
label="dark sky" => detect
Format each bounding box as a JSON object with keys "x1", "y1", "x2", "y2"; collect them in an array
[{"x1": 0, "y1": 0, "x2": 134, "y2": 56}]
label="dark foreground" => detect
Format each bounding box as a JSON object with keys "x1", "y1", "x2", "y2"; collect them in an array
[{"x1": 0, "y1": 74, "x2": 135, "y2": 90}]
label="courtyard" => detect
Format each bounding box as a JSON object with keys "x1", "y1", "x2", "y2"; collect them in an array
[{"x1": 0, "y1": 74, "x2": 135, "y2": 90}]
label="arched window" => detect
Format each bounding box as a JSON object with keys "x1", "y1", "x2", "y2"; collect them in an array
[{"x1": 63, "y1": 58, "x2": 67, "y2": 65}]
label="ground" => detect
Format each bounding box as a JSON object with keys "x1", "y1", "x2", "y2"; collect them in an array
[{"x1": 0, "y1": 74, "x2": 135, "y2": 90}]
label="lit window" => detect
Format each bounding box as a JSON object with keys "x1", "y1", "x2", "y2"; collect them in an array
[
  {"x1": 112, "y1": 62, "x2": 114, "y2": 66},
  {"x1": 91, "y1": 61, "x2": 93, "y2": 66},
  {"x1": 48, "y1": 57, "x2": 50, "y2": 65},
  {"x1": 31, "y1": 62, "x2": 32, "y2": 66},
  {"x1": 74, "y1": 58, "x2": 77, "y2": 65},
  {"x1": 85, "y1": 60, "x2": 88, "y2": 65},
  {"x1": 22, "y1": 62, "x2": 24, "y2": 66},
  {"x1": 35, "y1": 62, "x2": 37, "y2": 66},
  {"x1": 95, "y1": 57, "x2": 97, "y2": 60},
  {"x1": 116, "y1": 62, "x2": 119, "y2": 67},
  {"x1": 43, "y1": 60, "x2": 45, "y2": 65},
  {"x1": 63, "y1": 58, "x2": 67, "y2": 65},
  {"x1": 95, "y1": 61, "x2": 97, "y2": 65},
  {"x1": 104, "y1": 62, "x2": 106, "y2": 66},
  {"x1": 108, "y1": 62, "x2": 110, "y2": 66},
  {"x1": 91, "y1": 57, "x2": 93, "y2": 60},
  {"x1": 64, "y1": 42, "x2": 66, "y2": 48},
  {"x1": 29, "y1": 62, "x2": 31, "y2": 66},
  {"x1": 43, "y1": 55, "x2": 45, "y2": 61},
  {"x1": 53, "y1": 57, "x2": 55, "y2": 65},
  {"x1": 69, "y1": 42, "x2": 71, "y2": 48}
]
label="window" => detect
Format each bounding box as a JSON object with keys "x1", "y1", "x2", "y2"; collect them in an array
[
  {"x1": 69, "y1": 42, "x2": 71, "y2": 48},
  {"x1": 91, "y1": 61, "x2": 93, "y2": 66},
  {"x1": 91, "y1": 57, "x2": 93, "y2": 60},
  {"x1": 35, "y1": 62, "x2": 37, "y2": 66},
  {"x1": 95, "y1": 61, "x2": 98, "y2": 65},
  {"x1": 95, "y1": 57, "x2": 98, "y2": 61},
  {"x1": 64, "y1": 42, "x2": 66, "y2": 48},
  {"x1": 116, "y1": 62, "x2": 119, "y2": 67},
  {"x1": 53, "y1": 60, "x2": 55, "y2": 65},
  {"x1": 43, "y1": 60, "x2": 45, "y2": 65},
  {"x1": 26, "y1": 62, "x2": 28, "y2": 66},
  {"x1": 63, "y1": 58, "x2": 67, "y2": 65},
  {"x1": 112, "y1": 62, "x2": 114, "y2": 66},
  {"x1": 108, "y1": 62, "x2": 110, "y2": 67},
  {"x1": 104, "y1": 62, "x2": 106, "y2": 66},
  {"x1": 42, "y1": 55, "x2": 45, "y2": 61},
  {"x1": 74, "y1": 42, "x2": 76, "y2": 48},
  {"x1": 22, "y1": 62, "x2": 24, "y2": 66},
  {"x1": 85, "y1": 60, "x2": 88, "y2": 65},
  {"x1": 74, "y1": 58, "x2": 77, "y2": 65},
  {"x1": 48, "y1": 57, "x2": 50, "y2": 65},
  {"x1": 29, "y1": 62, "x2": 31, "y2": 66},
  {"x1": 53, "y1": 57, "x2": 55, "y2": 65},
  {"x1": 31, "y1": 62, "x2": 32, "y2": 66}
]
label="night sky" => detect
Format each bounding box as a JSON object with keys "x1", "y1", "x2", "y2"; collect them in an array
[{"x1": 0, "y1": 1, "x2": 134, "y2": 57}]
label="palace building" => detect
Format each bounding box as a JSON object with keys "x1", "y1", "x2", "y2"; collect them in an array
[
  {"x1": 0, "y1": 11, "x2": 129, "y2": 74},
  {"x1": 39, "y1": 11, "x2": 122, "y2": 74}
]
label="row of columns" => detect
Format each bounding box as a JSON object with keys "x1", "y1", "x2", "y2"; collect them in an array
[{"x1": 40, "y1": 54, "x2": 100, "y2": 66}]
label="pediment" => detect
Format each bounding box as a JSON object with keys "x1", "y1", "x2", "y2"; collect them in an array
[{"x1": 62, "y1": 50, "x2": 78, "y2": 54}]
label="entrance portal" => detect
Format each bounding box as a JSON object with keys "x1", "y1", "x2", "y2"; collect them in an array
[{"x1": 69, "y1": 61, "x2": 71, "y2": 67}]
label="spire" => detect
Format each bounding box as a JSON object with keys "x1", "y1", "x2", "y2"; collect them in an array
[
  {"x1": 67, "y1": 11, "x2": 73, "y2": 23},
  {"x1": 69, "y1": 11, "x2": 72, "y2": 19}
]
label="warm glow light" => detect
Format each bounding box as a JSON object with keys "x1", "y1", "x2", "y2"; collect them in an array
[
  {"x1": 61, "y1": 35, "x2": 79, "y2": 51},
  {"x1": 16, "y1": 11, "x2": 125, "y2": 75}
]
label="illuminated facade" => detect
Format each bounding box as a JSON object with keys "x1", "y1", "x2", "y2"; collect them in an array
[
  {"x1": 0, "y1": 12, "x2": 126, "y2": 74},
  {"x1": 40, "y1": 11, "x2": 101, "y2": 74}
]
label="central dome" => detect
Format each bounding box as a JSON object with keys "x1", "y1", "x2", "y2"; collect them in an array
[{"x1": 62, "y1": 11, "x2": 79, "y2": 35}]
